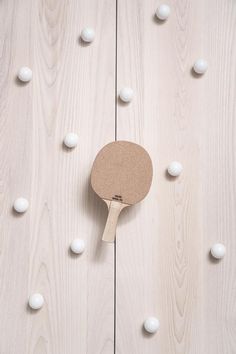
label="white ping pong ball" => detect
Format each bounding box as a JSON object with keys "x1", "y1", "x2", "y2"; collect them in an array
[
  {"x1": 119, "y1": 87, "x2": 134, "y2": 103},
  {"x1": 156, "y1": 4, "x2": 170, "y2": 20},
  {"x1": 13, "y1": 197, "x2": 29, "y2": 213},
  {"x1": 70, "y1": 239, "x2": 85, "y2": 254},
  {"x1": 167, "y1": 161, "x2": 183, "y2": 177},
  {"x1": 144, "y1": 317, "x2": 160, "y2": 334},
  {"x1": 193, "y1": 59, "x2": 208, "y2": 75},
  {"x1": 63, "y1": 133, "x2": 78, "y2": 148},
  {"x1": 81, "y1": 28, "x2": 95, "y2": 43},
  {"x1": 18, "y1": 67, "x2": 32, "y2": 82},
  {"x1": 28, "y1": 293, "x2": 44, "y2": 310},
  {"x1": 211, "y1": 243, "x2": 226, "y2": 259}
]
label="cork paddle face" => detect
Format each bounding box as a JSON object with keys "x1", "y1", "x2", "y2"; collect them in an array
[{"x1": 91, "y1": 141, "x2": 153, "y2": 205}]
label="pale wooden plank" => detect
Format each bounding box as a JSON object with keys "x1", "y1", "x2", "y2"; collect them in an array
[
  {"x1": 116, "y1": 0, "x2": 236, "y2": 353},
  {"x1": 202, "y1": 1, "x2": 236, "y2": 353},
  {"x1": 0, "y1": 0, "x2": 116, "y2": 353}
]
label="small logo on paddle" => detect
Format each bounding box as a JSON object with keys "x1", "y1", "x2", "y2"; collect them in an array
[{"x1": 112, "y1": 195, "x2": 123, "y2": 202}]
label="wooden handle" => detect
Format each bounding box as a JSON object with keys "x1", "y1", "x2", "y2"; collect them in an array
[{"x1": 102, "y1": 200, "x2": 128, "y2": 242}]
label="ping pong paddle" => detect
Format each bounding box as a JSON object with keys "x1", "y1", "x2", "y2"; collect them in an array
[{"x1": 91, "y1": 141, "x2": 153, "y2": 242}]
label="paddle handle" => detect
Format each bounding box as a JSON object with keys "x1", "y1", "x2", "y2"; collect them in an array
[{"x1": 102, "y1": 200, "x2": 128, "y2": 242}]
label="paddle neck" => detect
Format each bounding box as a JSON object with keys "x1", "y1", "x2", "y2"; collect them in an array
[{"x1": 102, "y1": 200, "x2": 129, "y2": 242}]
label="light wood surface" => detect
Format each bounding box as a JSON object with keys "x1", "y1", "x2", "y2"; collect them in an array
[
  {"x1": 0, "y1": 0, "x2": 116, "y2": 353},
  {"x1": 1, "y1": 0, "x2": 236, "y2": 353},
  {"x1": 116, "y1": 0, "x2": 236, "y2": 353}
]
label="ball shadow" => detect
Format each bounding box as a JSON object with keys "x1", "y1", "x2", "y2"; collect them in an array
[
  {"x1": 25, "y1": 302, "x2": 40, "y2": 315},
  {"x1": 207, "y1": 250, "x2": 221, "y2": 264},
  {"x1": 117, "y1": 96, "x2": 130, "y2": 107},
  {"x1": 11, "y1": 207, "x2": 26, "y2": 217},
  {"x1": 67, "y1": 247, "x2": 83, "y2": 259},
  {"x1": 152, "y1": 13, "x2": 167, "y2": 25},
  {"x1": 164, "y1": 169, "x2": 177, "y2": 182},
  {"x1": 190, "y1": 67, "x2": 203, "y2": 79},
  {"x1": 14, "y1": 76, "x2": 29, "y2": 87},
  {"x1": 78, "y1": 37, "x2": 92, "y2": 47},
  {"x1": 61, "y1": 141, "x2": 76, "y2": 153},
  {"x1": 141, "y1": 325, "x2": 155, "y2": 338}
]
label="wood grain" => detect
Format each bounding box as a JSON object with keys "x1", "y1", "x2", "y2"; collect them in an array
[
  {"x1": 116, "y1": 0, "x2": 236, "y2": 353},
  {"x1": 0, "y1": 0, "x2": 116, "y2": 353},
  {"x1": 1, "y1": 0, "x2": 236, "y2": 353}
]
